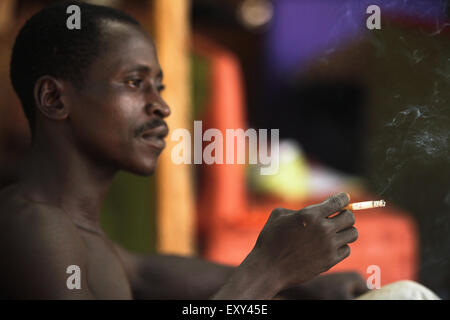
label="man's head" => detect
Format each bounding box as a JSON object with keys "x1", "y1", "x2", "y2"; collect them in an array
[{"x1": 10, "y1": 1, "x2": 170, "y2": 175}]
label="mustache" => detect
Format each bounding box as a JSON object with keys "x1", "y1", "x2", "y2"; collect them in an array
[{"x1": 134, "y1": 118, "x2": 168, "y2": 137}]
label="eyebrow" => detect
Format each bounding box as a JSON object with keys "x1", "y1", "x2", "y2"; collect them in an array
[{"x1": 123, "y1": 65, "x2": 163, "y2": 80}]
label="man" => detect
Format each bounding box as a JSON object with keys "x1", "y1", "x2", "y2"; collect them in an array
[{"x1": 0, "y1": 1, "x2": 432, "y2": 300}]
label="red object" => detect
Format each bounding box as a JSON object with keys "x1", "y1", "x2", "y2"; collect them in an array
[{"x1": 193, "y1": 35, "x2": 418, "y2": 286}]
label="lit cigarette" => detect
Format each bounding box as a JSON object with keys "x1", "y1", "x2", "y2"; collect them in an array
[{"x1": 345, "y1": 200, "x2": 386, "y2": 211}]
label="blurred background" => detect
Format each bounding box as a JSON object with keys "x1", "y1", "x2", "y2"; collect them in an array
[{"x1": 0, "y1": 0, "x2": 449, "y2": 298}]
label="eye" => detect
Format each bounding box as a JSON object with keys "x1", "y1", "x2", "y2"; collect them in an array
[
  {"x1": 125, "y1": 78, "x2": 142, "y2": 88},
  {"x1": 157, "y1": 84, "x2": 166, "y2": 93}
]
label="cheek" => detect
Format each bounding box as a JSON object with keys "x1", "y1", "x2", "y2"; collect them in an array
[
  {"x1": 70, "y1": 95, "x2": 138, "y2": 157},
  {"x1": 96, "y1": 102, "x2": 137, "y2": 153},
  {"x1": 68, "y1": 88, "x2": 159, "y2": 173}
]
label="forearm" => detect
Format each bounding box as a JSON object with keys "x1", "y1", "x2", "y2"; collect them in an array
[
  {"x1": 212, "y1": 251, "x2": 282, "y2": 300},
  {"x1": 131, "y1": 252, "x2": 285, "y2": 300},
  {"x1": 131, "y1": 254, "x2": 235, "y2": 299},
  {"x1": 128, "y1": 252, "x2": 328, "y2": 300},
  {"x1": 130, "y1": 252, "x2": 351, "y2": 300}
]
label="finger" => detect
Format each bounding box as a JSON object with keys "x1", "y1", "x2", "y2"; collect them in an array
[
  {"x1": 352, "y1": 278, "x2": 370, "y2": 296},
  {"x1": 337, "y1": 244, "x2": 351, "y2": 261},
  {"x1": 329, "y1": 210, "x2": 355, "y2": 232},
  {"x1": 317, "y1": 192, "x2": 350, "y2": 218},
  {"x1": 336, "y1": 227, "x2": 359, "y2": 247}
]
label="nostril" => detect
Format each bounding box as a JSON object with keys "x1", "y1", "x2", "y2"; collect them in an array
[
  {"x1": 157, "y1": 106, "x2": 171, "y2": 118},
  {"x1": 146, "y1": 102, "x2": 170, "y2": 118},
  {"x1": 154, "y1": 109, "x2": 164, "y2": 118}
]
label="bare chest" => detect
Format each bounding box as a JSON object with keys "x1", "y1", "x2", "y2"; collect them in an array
[{"x1": 81, "y1": 232, "x2": 133, "y2": 299}]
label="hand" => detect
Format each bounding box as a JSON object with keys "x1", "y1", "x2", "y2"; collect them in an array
[
  {"x1": 250, "y1": 192, "x2": 358, "y2": 291},
  {"x1": 277, "y1": 272, "x2": 369, "y2": 300}
]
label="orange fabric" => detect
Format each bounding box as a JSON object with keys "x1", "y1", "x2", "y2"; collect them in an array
[{"x1": 193, "y1": 34, "x2": 249, "y2": 233}]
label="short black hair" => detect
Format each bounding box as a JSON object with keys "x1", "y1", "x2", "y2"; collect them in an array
[{"x1": 10, "y1": 1, "x2": 141, "y2": 135}]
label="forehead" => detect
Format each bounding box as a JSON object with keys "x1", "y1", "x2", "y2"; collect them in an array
[{"x1": 87, "y1": 21, "x2": 161, "y2": 79}]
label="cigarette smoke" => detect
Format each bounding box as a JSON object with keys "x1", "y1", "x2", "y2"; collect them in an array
[
  {"x1": 374, "y1": 105, "x2": 449, "y2": 197},
  {"x1": 370, "y1": 103, "x2": 450, "y2": 297}
]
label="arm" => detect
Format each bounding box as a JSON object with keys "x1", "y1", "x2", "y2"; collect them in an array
[
  {"x1": 114, "y1": 244, "x2": 235, "y2": 299},
  {"x1": 276, "y1": 272, "x2": 369, "y2": 300},
  {"x1": 116, "y1": 193, "x2": 358, "y2": 299},
  {"x1": 115, "y1": 245, "x2": 366, "y2": 300}
]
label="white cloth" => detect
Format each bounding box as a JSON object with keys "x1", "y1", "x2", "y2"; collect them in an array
[{"x1": 355, "y1": 280, "x2": 441, "y2": 300}]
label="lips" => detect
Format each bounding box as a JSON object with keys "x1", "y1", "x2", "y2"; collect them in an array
[{"x1": 140, "y1": 125, "x2": 169, "y2": 150}]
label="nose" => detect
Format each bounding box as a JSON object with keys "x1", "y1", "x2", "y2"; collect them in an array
[{"x1": 145, "y1": 99, "x2": 171, "y2": 119}]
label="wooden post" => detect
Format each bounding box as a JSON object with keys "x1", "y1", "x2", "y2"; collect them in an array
[
  {"x1": 0, "y1": 0, "x2": 15, "y2": 35},
  {"x1": 152, "y1": 0, "x2": 195, "y2": 255},
  {"x1": 0, "y1": 0, "x2": 16, "y2": 136}
]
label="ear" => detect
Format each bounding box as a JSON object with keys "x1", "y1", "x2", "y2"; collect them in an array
[{"x1": 33, "y1": 76, "x2": 69, "y2": 120}]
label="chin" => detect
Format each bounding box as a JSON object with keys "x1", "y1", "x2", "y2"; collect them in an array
[
  {"x1": 123, "y1": 157, "x2": 159, "y2": 176},
  {"x1": 125, "y1": 166, "x2": 157, "y2": 176}
]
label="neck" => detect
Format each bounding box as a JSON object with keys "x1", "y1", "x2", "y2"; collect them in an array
[{"x1": 18, "y1": 131, "x2": 117, "y2": 232}]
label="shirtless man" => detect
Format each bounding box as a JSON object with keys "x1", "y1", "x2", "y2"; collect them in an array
[{"x1": 0, "y1": 1, "x2": 365, "y2": 299}]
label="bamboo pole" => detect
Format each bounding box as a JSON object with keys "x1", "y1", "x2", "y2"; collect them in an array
[{"x1": 152, "y1": 0, "x2": 195, "y2": 255}]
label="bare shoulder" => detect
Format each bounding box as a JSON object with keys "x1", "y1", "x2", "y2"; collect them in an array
[
  {"x1": 0, "y1": 185, "x2": 94, "y2": 299},
  {"x1": 0, "y1": 184, "x2": 84, "y2": 251}
]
